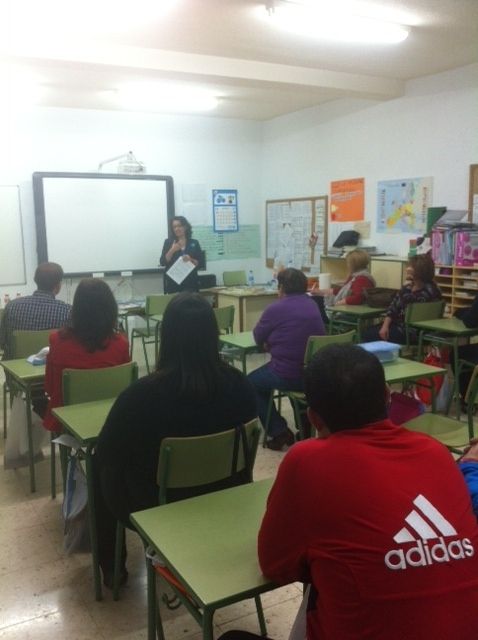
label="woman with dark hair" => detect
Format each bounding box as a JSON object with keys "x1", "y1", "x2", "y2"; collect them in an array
[
  {"x1": 95, "y1": 292, "x2": 257, "y2": 586},
  {"x1": 43, "y1": 278, "x2": 130, "y2": 432},
  {"x1": 362, "y1": 254, "x2": 442, "y2": 344},
  {"x1": 160, "y1": 215, "x2": 203, "y2": 293}
]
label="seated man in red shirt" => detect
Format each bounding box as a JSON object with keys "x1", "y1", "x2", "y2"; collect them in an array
[{"x1": 256, "y1": 344, "x2": 478, "y2": 640}]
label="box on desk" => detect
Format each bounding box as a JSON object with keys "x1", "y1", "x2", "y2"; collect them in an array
[{"x1": 358, "y1": 341, "x2": 400, "y2": 363}]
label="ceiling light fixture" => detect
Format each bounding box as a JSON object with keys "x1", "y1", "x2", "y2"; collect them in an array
[
  {"x1": 116, "y1": 83, "x2": 219, "y2": 114},
  {"x1": 260, "y1": 0, "x2": 410, "y2": 45}
]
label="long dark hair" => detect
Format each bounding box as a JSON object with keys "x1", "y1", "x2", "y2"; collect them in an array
[
  {"x1": 156, "y1": 293, "x2": 224, "y2": 401},
  {"x1": 64, "y1": 278, "x2": 118, "y2": 352},
  {"x1": 170, "y1": 215, "x2": 192, "y2": 241}
]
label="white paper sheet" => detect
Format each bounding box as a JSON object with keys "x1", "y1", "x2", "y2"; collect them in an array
[{"x1": 166, "y1": 257, "x2": 195, "y2": 285}]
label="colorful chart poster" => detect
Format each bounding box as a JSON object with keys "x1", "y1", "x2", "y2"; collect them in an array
[
  {"x1": 212, "y1": 189, "x2": 238, "y2": 232},
  {"x1": 330, "y1": 178, "x2": 364, "y2": 222},
  {"x1": 376, "y1": 177, "x2": 433, "y2": 234}
]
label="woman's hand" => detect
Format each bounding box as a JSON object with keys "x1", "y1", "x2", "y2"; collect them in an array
[
  {"x1": 182, "y1": 254, "x2": 198, "y2": 266},
  {"x1": 462, "y1": 438, "x2": 478, "y2": 462},
  {"x1": 379, "y1": 324, "x2": 389, "y2": 341}
]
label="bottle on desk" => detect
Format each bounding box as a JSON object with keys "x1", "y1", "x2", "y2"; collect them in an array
[
  {"x1": 3, "y1": 294, "x2": 10, "y2": 306},
  {"x1": 247, "y1": 270, "x2": 255, "y2": 287}
]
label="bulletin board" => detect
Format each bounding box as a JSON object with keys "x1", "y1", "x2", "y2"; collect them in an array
[
  {"x1": 470, "y1": 164, "x2": 478, "y2": 223},
  {"x1": 0, "y1": 185, "x2": 26, "y2": 286},
  {"x1": 265, "y1": 196, "x2": 328, "y2": 270}
]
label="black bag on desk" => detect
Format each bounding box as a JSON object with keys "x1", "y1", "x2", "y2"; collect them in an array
[{"x1": 364, "y1": 287, "x2": 398, "y2": 308}]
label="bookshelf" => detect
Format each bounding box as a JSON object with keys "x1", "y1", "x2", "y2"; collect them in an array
[{"x1": 435, "y1": 265, "x2": 478, "y2": 316}]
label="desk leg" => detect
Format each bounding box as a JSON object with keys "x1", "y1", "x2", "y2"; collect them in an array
[
  {"x1": 254, "y1": 594, "x2": 267, "y2": 636},
  {"x1": 85, "y1": 447, "x2": 103, "y2": 601},
  {"x1": 25, "y1": 385, "x2": 36, "y2": 493},
  {"x1": 202, "y1": 608, "x2": 214, "y2": 640},
  {"x1": 452, "y1": 337, "x2": 461, "y2": 419}
]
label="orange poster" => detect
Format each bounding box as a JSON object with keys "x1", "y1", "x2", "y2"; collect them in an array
[{"x1": 330, "y1": 178, "x2": 364, "y2": 222}]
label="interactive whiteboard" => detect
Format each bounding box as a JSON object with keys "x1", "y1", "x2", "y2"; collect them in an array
[{"x1": 33, "y1": 172, "x2": 175, "y2": 276}]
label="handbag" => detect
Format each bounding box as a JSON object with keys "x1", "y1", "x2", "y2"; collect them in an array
[
  {"x1": 4, "y1": 395, "x2": 47, "y2": 470},
  {"x1": 416, "y1": 347, "x2": 445, "y2": 406},
  {"x1": 62, "y1": 453, "x2": 90, "y2": 554},
  {"x1": 389, "y1": 390, "x2": 425, "y2": 424},
  {"x1": 364, "y1": 287, "x2": 398, "y2": 308}
]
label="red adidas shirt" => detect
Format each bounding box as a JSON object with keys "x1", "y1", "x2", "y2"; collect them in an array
[{"x1": 258, "y1": 420, "x2": 478, "y2": 639}]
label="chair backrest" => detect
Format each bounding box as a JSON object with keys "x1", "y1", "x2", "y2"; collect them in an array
[
  {"x1": 405, "y1": 300, "x2": 445, "y2": 324},
  {"x1": 304, "y1": 329, "x2": 356, "y2": 365},
  {"x1": 145, "y1": 293, "x2": 176, "y2": 317},
  {"x1": 214, "y1": 305, "x2": 235, "y2": 334},
  {"x1": 223, "y1": 270, "x2": 247, "y2": 287},
  {"x1": 62, "y1": 361, "x2": 138, "y2": 405},
  {"x1": 12, "y1": 329, "x2": 53, "y2": 359},
  {"x1": 156, "y1": 419, "x2": 261, "y2": 504}
]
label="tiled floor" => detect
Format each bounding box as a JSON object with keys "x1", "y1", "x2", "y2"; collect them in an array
[{"x1": 0, "y1": 349, "x2": 302, "y2": 640}]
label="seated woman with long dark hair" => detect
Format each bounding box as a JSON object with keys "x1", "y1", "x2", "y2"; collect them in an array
[
  {"x1": 43, "y1": 278, "x2": 130, "y2": 432},
  {"x1": 95, "y1": 292, "x2": 257, "y2": 586}
]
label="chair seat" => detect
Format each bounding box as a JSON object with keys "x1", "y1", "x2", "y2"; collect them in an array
[
  {"x1": 403, "y1": 413, "x2": 471, "y2": 449},
  {"x1": 131, "y1": 326, "x2": 156, "y2": 338}
]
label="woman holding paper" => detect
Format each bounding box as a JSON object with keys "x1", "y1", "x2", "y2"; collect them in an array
[{"x1": 160, "y1": 216, "x2": 203, "y2": 293}]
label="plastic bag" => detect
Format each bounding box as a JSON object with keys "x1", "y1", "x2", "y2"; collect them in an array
[
  {"x1": 416, "y1": 347, "x2": 445, "y2": 406},
  {"x1": 62, "y1": 455, "x2": 90, "y2": 554},
  {"x1": 389, "y1": 391, "x2": 425, "y2": 425},
  {"x1": 4, "y1": 395, "x2": 47, "y2": 470}
]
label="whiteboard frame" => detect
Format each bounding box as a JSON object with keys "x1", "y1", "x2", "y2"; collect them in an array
[
  {"x1": 0, "y1": 185, "x2": 27, "y2": 286},
  {"x1": 33, "y1": 171, "x2": 175, "y2": 277}
]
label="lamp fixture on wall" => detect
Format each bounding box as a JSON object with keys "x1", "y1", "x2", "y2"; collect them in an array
[{"x1": 97, "y1": 151, "x2": 146, "y2": 174}]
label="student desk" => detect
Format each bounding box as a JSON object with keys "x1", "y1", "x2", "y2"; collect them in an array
[
  {"x1": 204, "y1": 287, "x2": 278, "y2": 333},
  {"x1": 219, "y1": 331, "x2": 259, "y2": 374},
  {"x1": 52, "y1": 398, "x2": 114, "y2": 601},
  {"x1": 383, "y1": 357, "x2": 447, "y2": 412},
  {"x1": 131, "y1": 477, "x2": 276, "y2": 640},
  {"x1": 117, "y1": 301, "x2": 145, "y2": 337},
  {"x1": 409, "y1": 317, "x2": 478, "y2": 417},
  {"x1": 0, "y1": 358, "x2": 45, "y2": 493},
  {"x1": 326, "y1": 304, "x2": 387, "y2": 340}
]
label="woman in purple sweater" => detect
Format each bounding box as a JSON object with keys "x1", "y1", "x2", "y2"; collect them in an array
[{"x1": 248, "y1": 268, "x2": 325, "y2": 450}]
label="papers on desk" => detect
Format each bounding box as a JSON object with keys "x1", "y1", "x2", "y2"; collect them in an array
[
  {"x1": 166, "y1": 257, "x2": 195, "y2": 285},
  {"x1": 27, "y1": 346, "x2": 49, "y2": 365}
]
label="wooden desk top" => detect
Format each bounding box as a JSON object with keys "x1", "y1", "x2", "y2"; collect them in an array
[
  {"x1": 131, "y1": 478, "x2": 276, "y2": 607},
  {"x1": 0, "y1": 358, "x2": 45, "y2": 382},
  {"x1": 383, "y1": 357, "x2": 446, "y2": 384},
  {"x1": 326, "y1": 304, "x2": 387, "y2": 317},
  {"x1": 409, "y1": 317, "x2": 478, "y2": 336},
  {"x1": 52, "y1": 398, "x2": 114, "y2": 444}
]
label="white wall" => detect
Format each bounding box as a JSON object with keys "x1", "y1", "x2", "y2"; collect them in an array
[
  {"x1": 1, "y1": 63, "x2": 477, "y2": 303},
  {"x1": 260, "y1": 63, "x2": 478, "y2": 259},
  {"x1": 0, "y1": 107, "x2": 264, "y2": 302}
]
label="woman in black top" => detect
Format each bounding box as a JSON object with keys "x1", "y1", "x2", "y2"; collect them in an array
[
  {"x1": 95, "y1": 293, "x2": 257, "y2": 585},
  {"x1": 160, "y1": 215, "x2": 203, "y2": 293}
]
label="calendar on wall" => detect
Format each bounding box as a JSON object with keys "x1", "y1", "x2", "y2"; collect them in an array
[{"x1": 212, "y1": 189, "x2": 239, "y2": 232}]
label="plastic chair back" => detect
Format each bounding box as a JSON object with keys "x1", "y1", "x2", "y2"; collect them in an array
[
  {"x1": 223, "y1": 271, "x2": 247, "y2": 287},
  {"x1": 304, "y1": 329, "x2": 356, "y2": 365},
  {"x1": 214, "y1": 305, "x2": 235, "y2": 334},
  {"x1": 12, "y1": 329, "x2": 53, "y2": 358},
  {"x1": 405, "y1": 300, "x2": 445, "y2": 324},
  {"x1": 62, "y1": 361, "x2": 138, "y2": 405},
  {"x1": 157, "y1": 419, "x2": 260, "y2": 504},
  {"x1": 145, "y1": 294, "x2": 176, "y2": 318}
]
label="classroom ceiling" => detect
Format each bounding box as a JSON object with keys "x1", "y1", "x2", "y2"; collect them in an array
[{"x1": 2, "y1": 0, "x2": 478, "y2": 120}]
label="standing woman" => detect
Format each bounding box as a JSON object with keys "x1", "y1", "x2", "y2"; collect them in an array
[
  {"x1": 160, "y1": 215, "x2": 203, "y2": 293},
  {"x1": 43, "y1": 278, "x2": 130, "y2": 433}
]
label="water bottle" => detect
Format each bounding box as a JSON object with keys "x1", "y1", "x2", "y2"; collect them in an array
[
  {"x1": 247, "y1": 270, "x2": 255, "y2": 287},
  {"x1": 3, "y1": 294, "x2": 10, "y2": 306}
]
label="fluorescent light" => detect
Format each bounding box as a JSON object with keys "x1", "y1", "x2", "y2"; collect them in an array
[
  {"x1": 258, "y1": 1, "x2": 410, "y2": 44},
  {"x1": 116, "y1": 83, "x2": 219, "y2": 113}
]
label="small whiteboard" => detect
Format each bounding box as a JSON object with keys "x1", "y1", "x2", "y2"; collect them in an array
[{"x1": 0, "y1": 186, "x2": 26, "y2": 285}]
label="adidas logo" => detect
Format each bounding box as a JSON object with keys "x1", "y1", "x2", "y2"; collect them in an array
[{"x1": 384, "y1": 494, "x2": 474, "y2": 571}]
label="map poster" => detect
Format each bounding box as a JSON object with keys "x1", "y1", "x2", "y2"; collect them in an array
[
  {"x1": 376, "y1": 177, "x2": 433, "y2": 234},
  {"x1": 330, "y1": 178, "x2": 364, "y2": 222}
]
